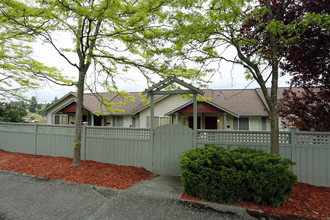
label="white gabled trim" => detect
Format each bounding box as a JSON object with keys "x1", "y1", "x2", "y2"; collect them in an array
[
  {"x1": 51, "y1": 99, "x2": 75, "y2": 115},
  {"x1": 164, "y1": 100, "x2": 239, "y2": 118},
  {"x1": 205, "y1": 101, "x2": 239, "y2": 118},
  {"x1": 43, "y1": 92, "x2": 95, "y2": 115},
  {"x1": 40, "y1": 92, "x2": 76, "y2": 113},
  {"x1": 132, "y1": 95, "x2": 169, "y2": 115}
]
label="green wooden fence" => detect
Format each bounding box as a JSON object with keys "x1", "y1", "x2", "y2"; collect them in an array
[
  {"x1": 0, "y1": 122, "x2": 329, "y2": 187},
  {"x1": 0, "y1": 122, "x2": 152, "y2": 170}
]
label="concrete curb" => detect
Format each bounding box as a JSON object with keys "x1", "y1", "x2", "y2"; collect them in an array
[{"x1": 183, "y1": 199, "x2": 256, "y2": 220}]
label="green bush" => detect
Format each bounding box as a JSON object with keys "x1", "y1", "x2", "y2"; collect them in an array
[{"x1": 180, "y1": 144, "x2": 297, "y2": 207}]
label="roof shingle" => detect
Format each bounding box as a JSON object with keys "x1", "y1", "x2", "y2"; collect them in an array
[{"x1": 49, "y1": 87, "x2": 305, "y2": 117}]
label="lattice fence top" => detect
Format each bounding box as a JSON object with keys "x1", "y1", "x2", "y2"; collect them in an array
[
  {"x1": 1, "y1": 122, "x2": 329, "y2": 145},
  {"x1": 279, "y1": 133, "x2": 291, "y2": 144},
  {"x1": 86, "y1": 127, "x2": 150, "y2": 139},
  {"x1": 0, "y1": 122, "x2": 35, "y2": 132},
  {"x1": 37, "y1": 124, "x2": 75, "y2": 135},
  {"x1": 198, "y1": 131, "x2": 269, "y2": 143},
  {"x1": 197, "y1": 130, "x2": 299, "y2": 145},
  {"x1": 295, "y1": 132, "x2": 330, "y2": 147},
  {"x1": 0, "y1": 123, "x2": 149, "y2": 139}
]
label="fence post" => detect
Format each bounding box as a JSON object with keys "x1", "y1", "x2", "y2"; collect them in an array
[
  {"x1": 150, "y1": 94, "x2": 155, "y2": 171},
  {"x1": 82, "y1": 122, "x2": 87, "y2": 160},
  {"x1": 290, "y1": 126, "x2": 296, "y2": 168},
  {"x1": 34, "y1": 122, "x2": 38, "y2": 154},
  {"x1": 193, "y1": 93, "x2": 197, "y2": 148}
]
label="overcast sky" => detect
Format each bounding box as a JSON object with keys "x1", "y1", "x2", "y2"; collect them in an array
[{"x1": 26, "y1": 39, "x2": 292, "y2": 103}]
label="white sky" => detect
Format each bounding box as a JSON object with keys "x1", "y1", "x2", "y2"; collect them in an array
[{"x1": 26, "y1": 38, "x2": 292, "y2": 103}]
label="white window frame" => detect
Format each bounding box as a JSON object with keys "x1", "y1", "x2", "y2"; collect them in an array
[
  {"x1": 249, "y1": 117, "x2": 262, "y2": 131},
  {"x1": 54, "y1": 113, "x2": 68, "y2": 125},
  {"x1": 123, "y1": 116, "x2": 133, "y2": 128},
  {"x1": 146, "y1": 116, "x2": 172, "y2": 128}
]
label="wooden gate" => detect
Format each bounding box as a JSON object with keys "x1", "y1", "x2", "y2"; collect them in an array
[{"x1": 153, "y1": 124, "x2": 193, "y2": 175}]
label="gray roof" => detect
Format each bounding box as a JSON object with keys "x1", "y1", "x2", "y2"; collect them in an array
[
  {"x1": 255, "y1": 87, "x2": 305, "y2": 112},
  {"x1": 79, "y1": 92, "x2": 164, "y2": 115},
  {"x1": 165, "y1": 88, "x2": 305, "y2": 117},
  {"x1": 202, "y1": 89, "x2": 269, "y2": 116},
  {"x1": 45, "y1": 92, "x2": 165, "y2": 116},
  {"x1": 46, "y1": 88, "x2": 304, "y2": 117}
]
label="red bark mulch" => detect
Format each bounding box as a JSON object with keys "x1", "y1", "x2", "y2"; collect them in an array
[
  {"x1": 181, "y1": 182, "x2": 330, "y2": 220},
  {"x1": 1, "y1": 149, "x2": 329, "y2": 219},
  {"x1": 0, "y1": 149, "x2": 153, "y2": 190}
]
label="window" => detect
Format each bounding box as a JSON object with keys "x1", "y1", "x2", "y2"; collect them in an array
[
  {"x1": 234, "y1": 118, "x2": 249, "y2": 130},
  {"x1": 113, "y1": 116, "x2": 132, "y2": 127},
  {"x1": 123, "y1": 116, "x2": 132, "y2": 127},
  {"x1": 238, "y1": 118, "x2": 249, "y2": 130},
  {"x1": 62, "y1": 115, "x2": 68, "y2": 125},
  {"x1": 54, "y1": 114, "x2": 68, "y2": 125},
  {"x1": 181, "y1": 116, "x2": 188, "y2": 126},
  {"x1": 116, "y1": 116, "x2": 123, "y2": 127},
  {"x1": 159, "y1": 117, "x2": 169, "y2": 127},
  {"x1": 146, "y1": 116, "x2": 171, "y2": 128},
  {"x1": 249, "y1": 117, "x2": 262, "y2": 131},
  {"x1": 54, "y1": 115, "x2": 60, "y2": 124},
  {"x1": 234, "y1": 117, "x2": 264, "y2": 131}
]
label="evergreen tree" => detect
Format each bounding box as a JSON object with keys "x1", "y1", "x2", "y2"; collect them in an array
[
  {"x1": 0, "y1": 102, "x2": 27, "y2": 122},
  {"x1": 28, "y1": 96, "x2": 37, "y2": 113}
]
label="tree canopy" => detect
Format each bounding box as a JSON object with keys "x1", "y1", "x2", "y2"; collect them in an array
[
  {"x1": 0, "y1": 0, "x2": 72, "y2": 100},
  {"x1": 0, "y1": 0, "x2": 182, "y2": 164},
  {"x1": 156, "y1": 0, "x2": 329, "y2": 153},
  {"x1": 1, "y1": 0, "x2": 328, "y2": 158},
  {"x1": 276, "y1": 0, "x2": 329, "y2": 131},
  {"x1": 279, "y1": 88, "x2": 330, "y2": 131}
]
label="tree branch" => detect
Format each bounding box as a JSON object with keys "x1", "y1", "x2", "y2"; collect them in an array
[{"x1": 277, "y1": 79, "x2": 294, "y2": 110}]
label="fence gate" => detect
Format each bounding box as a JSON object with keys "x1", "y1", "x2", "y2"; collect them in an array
[{"x1": 153, "y1": 124, "x2": 194, "y2": 175}]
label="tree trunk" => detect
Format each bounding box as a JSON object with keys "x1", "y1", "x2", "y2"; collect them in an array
[
  {"x1": 266, "y1": 0, "x2": 280, "y2": 154},
  {"x1": 73, "y1": 69, "x2": 87, "y2": 165},
  {"x1": 269, "y1": 106, "x2": 280, "y2": 154}
]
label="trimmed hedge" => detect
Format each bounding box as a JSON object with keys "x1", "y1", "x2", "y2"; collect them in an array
[{"x1": 180, "y1": 144, "x2": 297, "y2": 207}]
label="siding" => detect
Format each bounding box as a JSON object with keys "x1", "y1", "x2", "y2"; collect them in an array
[{"x1": 139, "y1": 95, "x2": 192, "y2": 128}]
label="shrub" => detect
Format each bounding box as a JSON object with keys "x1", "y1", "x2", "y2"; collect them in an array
[{"x1": 180, "y1": 144, "x2": 297, "y2": 207}]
